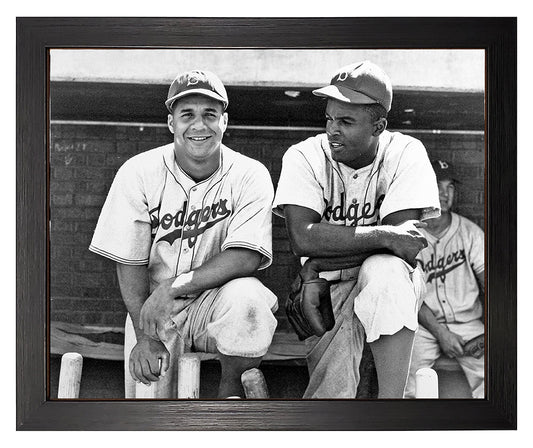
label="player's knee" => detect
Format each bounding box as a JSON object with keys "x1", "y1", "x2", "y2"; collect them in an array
[
  {"x1": 218, "y1": 277, "x2": 275, "y2": 317},
  {"x1": 220, "y1": 277, "x2": 264, "y2": 299},
  {"x1": 210, "y1": 277, "x2": 277, "y2": 357},
  {"x1": 359, "y1": 254, "x2": 411, "y2": 283}
]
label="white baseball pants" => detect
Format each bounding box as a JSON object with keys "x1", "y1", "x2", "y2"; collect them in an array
[
  {"x1": 124, "y1": 276, "x2": 278, "y2": 398},
  {"x1": 404, "y1": 319, "x2": 485, "y2": 399},
  {"x1": 304, "y1": 254, "x2": 424, "y2": 398}
]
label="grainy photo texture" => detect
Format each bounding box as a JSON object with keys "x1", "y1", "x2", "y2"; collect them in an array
[{"x1": 49, "y1": 49, "x2": 485, "y2": 401}]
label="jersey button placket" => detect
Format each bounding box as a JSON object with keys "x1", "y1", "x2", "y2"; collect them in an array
[
  {"x1": 179, "y1": 185, "x2": 203, "y2": 273},
  {"x1": 176, "y1": 193, "x2": 194, "y2": 274}
]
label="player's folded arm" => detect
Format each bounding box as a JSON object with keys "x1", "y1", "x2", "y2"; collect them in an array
[
  {"x1": 283, "y1": 204, "x2": 376, "y2": 258},
  {"x1": 219, "y1": 246, "x2": 263, "y2": 275},
  {"x1": 283, "y1": 205, "x2": 428, "y2": 274},
  {"x1": 283, "y1": 204, "x2": 323, "y2": 257},
  {"x1": 171, "y1": 247, "x2": 263, "y2": 298}
]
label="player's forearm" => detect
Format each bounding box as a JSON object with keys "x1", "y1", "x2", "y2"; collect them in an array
[
  {"x1": 116, "y1": 263, "x2": 150, "y2": 340},
  {"x1": 289, "y1": 222, "x2": 397, "y2": 257},
  {"x1": 167, "y1": 247, "x2": 262, "y2": 298},
  {"x1": 287, "y1": 208, "x2": 424, "y2": 258},
  {"x1": 418, "y1": 303, "x2": 447, "y2": 340}
]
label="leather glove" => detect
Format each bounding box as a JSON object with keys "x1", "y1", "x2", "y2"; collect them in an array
[{"x1": 286, "y1": 273, "x2": 335, "y2": 341}]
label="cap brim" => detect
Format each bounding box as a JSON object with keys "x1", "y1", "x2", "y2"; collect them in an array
[
  {"x1": 312, "y1": 85, "x2": 380, "y2": 106},
  {"x1": 165, "y1": 88, "x2": 228, "y2": 112},
  {"x1": 436, "y1": 174, "x2": 461, "y2": 184}
]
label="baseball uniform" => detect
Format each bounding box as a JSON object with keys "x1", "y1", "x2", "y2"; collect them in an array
[
  {"x1": 405, "y1": 212, "x2": 485, "y2": 398},
  {"x1": 90, "y1": 142, "x2": 278, "y2": 397},
  {"x1": 273, "y1": 130, "x2": 440, "y2": 398}
]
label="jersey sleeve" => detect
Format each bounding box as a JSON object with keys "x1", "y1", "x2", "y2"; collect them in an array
[
  {"x1": 468, "y1": 219, "x2": 485, "y2": 275},
  {"x1": 379, "y1": 139, "x2": 441, "y2": 222},
  {"x1": 89, "y1": 160, "x2": 152, "y2": 265},
  {"x1": 273, "y1": 146, "x2": 325, "y2": 218},
  {"x1": 221, "y1": 162, "x2": 275, "y2": 270}
]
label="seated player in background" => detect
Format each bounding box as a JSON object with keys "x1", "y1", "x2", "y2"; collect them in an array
[{"x1": 405, "y1": 160, "x2": 485, "y2": 399}]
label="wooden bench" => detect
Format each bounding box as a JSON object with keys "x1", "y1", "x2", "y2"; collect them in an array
[
  {"x1": 51, "y1": 321, "x2": 472, "y2": 398},
  {"x1": 51, "y1": 321, "x2": 307, "y2": 365}
]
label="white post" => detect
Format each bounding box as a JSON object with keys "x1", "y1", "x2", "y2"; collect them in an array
[
  {"x1": 134, "y1": 336, "x2": 186, "y2": 399},
  {"x1": 177, "y1": 353, "x2": 201, "y2": 399},
  {"x1": 135, "y1": 358, "x2": 165, "y2": 398},
  {"x1": 241, "y1": 368, "x2": 269, "y2": 399},
  {"x1": 58, "y1": 352, "x2": 83, "y2": 399},
  {"x1": 415, "y1": 367, "x2": 439, "y2": 398},
  {"x1": 135, "y1": 381, "x2": 157, "y2": 398}
]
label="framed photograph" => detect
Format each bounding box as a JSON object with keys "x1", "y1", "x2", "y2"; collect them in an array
[{"x1": 16, "y1": 17, "x2": 516, "y2": 430}]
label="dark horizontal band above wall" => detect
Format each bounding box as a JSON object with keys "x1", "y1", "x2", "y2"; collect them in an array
[{"x1": 50, "y1": 81, "x2": 484, "y2": 131}]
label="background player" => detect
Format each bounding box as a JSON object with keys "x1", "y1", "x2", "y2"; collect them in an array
[
  {"x1": 273, "y1": 61, "x2": 440, "y2": 398},
  {"x1": 90, "y1": 69, "x2": 278, "y2": 399},
  {"x1": 405, "y1": 160, "x2": 485, "y2": 398}
]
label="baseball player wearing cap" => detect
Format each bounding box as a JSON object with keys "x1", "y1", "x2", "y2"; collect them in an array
[
  {"x1": 90, "y1": 69, "x2": 278, "y2": 398},
  {"x1": 273, "y1": 61, "x2": 440, "y2": 398},
  {"x1": 405, "y1": 160, "x2": 485, "y2": 398}
]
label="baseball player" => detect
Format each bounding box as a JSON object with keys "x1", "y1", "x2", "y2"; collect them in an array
[
  {"x1": 89, "y1": 69, "x2": 278, "y2": 399},
  {"x1": 405, "y1": 160, "x2": 485, "y2": 398},
  {"x1": 273, "y1": 61, "x2": 440, "y2": 398}
]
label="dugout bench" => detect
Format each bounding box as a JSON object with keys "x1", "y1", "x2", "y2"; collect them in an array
[{"x1": 51, "y1": 320, "x2": 471, "y2": 398}]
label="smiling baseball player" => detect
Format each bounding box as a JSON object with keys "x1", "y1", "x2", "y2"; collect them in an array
[
  {"x1": 90, "y1": 69, "x2": 278, "y2": 399},
  {"x1": 273, "y1": 61, "x2": 440, "y2": 398}
]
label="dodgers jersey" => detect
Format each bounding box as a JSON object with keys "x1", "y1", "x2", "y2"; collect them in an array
[
  {"x1": 416, "y1": 212, "x2": 484, "y2": 324},
  {"x1": 273, "y1": 131, "x2": 440, "y2": 281},
  {"x1": 90, "y1": 143, "x2": 274, "y2": 292}
]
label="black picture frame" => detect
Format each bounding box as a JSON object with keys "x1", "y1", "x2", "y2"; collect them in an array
[{"x1": 16, "y1": 17, "x2": 516, "y2": 430}]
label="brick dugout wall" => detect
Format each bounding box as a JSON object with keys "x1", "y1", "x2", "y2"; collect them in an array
[{"x1": 50, "y1": 124, "x2": 484, "y2": 328}]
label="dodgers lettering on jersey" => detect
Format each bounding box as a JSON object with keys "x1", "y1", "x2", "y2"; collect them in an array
[
  {"x1": 323, "y1": 192, "x2": 385, "y2": 226},
  {"x1": 418, "y1": 248, "x2": 466, "y2": 283},
  {"x1": 90, "y1": 143, "x2": 274, "y2": 291},
  {"x1": 416, "y1": 213, "x2": 484, "y2": 324},
  {"x1": 150, "y1": 199, "x2": 231, "y2": 247}
]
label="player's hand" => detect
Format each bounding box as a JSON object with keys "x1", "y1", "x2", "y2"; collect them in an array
[
  {"x1": 129, "y1": 335, "x2": 170, "y2": 385},
  {"x1": 139, "y1": 279, "x2": 195, "y2": 340},
  {"x1": 384, "y1": 220, "x2": 428, "y2": 267},
  {"x1": 437, "y1": 328, "x2": 465, "y2": 358}
]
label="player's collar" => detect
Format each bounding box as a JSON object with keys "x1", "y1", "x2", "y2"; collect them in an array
[{"x1": 424, "y1": 212, "x2": 460, "y2": 243}]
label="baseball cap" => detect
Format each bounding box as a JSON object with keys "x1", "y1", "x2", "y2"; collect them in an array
[
  {"x1": 165, "y1": 69, "x2": 229, "y2": 113},
  {"x1": 431, "y1": 160, "x2": 461, "y2": 183},
  {"x1": 312, "y1": 61, "x2": 393, "y2": 112}
]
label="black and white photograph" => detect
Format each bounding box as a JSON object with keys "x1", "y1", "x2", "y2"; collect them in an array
[
  {"x1": 15, "y1": 16, "x2": 517, "y2": 432},
  {"x1": 48, "y1": 48, "x2": 485, "y2": 400}
]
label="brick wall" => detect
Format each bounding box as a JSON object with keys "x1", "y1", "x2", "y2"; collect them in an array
[{"x1": 50, "y1": 124, "x2": 484, "y2": 328}]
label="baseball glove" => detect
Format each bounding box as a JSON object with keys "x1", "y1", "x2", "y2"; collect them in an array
[
  {"x1": 286, "y1": 273, "x2": 335, "y2": 341},
  {"x1": 463, "y1": 334, "x2": 484, "y2": 359}
]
